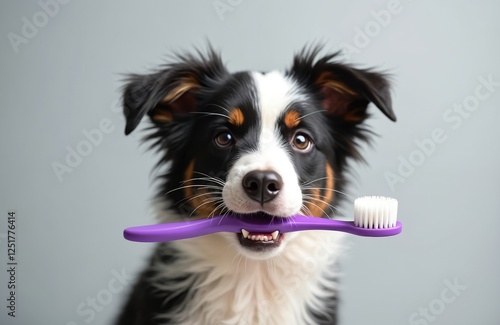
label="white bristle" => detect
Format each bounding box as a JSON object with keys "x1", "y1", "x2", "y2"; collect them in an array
[{"x1": 354, "y1": 196, "x2": 398, "y2": 229}]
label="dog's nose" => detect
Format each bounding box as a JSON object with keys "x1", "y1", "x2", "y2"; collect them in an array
[{"x1": 242, "y1": 170, "x2": 283, "y2": 205}]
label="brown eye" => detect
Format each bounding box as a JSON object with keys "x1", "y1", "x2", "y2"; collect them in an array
[
  {"x1": 214, "y1": 131, "x2": 234, "y2": 148},
  {"x1": 292, "y1": 132, "x2": 313, "y2": 152}
]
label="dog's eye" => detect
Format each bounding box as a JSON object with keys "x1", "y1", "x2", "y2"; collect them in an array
[
  {"x1": 292, "y1": 132, "x2": 313, "y2": 152},
  {"x1": 214, "y1": 131, "x2": 234, "y2": 148}
]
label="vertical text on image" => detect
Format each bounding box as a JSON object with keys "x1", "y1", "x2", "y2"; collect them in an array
[{"x1": 6, "y1": 211, "x2": 18, "y2": 318}]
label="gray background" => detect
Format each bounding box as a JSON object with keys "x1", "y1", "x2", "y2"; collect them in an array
[{"x1": 1, "y1": 0, "x2": 499, "y2": 324}]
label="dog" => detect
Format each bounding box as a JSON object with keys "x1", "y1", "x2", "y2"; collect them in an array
[{"x1": 115, "y1": 46, "x2": 396, "y2": 325}]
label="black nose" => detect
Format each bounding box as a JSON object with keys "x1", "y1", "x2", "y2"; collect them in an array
[{"x1": 242, "y1": 170, "x2": 283, "y2": 205}]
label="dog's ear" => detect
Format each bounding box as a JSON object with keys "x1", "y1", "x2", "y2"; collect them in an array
[
  {"x1": 122, "y1": 50, "x2": 228, "y2": 135},
  {"x1": 288, "y1": 49, "x2": 396, "y2": 123}
]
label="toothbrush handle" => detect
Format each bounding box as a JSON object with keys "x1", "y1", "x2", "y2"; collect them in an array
[{"x1": 123, "y1": 218, "x2": 230, "y2": 242}]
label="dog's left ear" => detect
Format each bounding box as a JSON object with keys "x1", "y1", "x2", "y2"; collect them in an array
[{"x1": 288, "y1": 51, "x2": 396, "y2": 123}]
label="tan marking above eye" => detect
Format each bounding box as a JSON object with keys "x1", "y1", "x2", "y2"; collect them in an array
[
  {"x1": 228, "y1": 108, "x2": 244, "y2": 126},
  {"x1": 284, "y1": 110, "x2": 301, "y2": 128}
]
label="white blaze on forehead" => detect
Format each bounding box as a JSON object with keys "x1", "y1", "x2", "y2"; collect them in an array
[
  {"x1": 251, "y1": 71, "x2": 299, "y2": 133},
  {"x1": 252, "y1": 70, "x2": 300, "y2": 158}
]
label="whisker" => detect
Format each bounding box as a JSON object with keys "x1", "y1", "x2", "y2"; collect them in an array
[
  {"x1": 181, "y1": 177, "x2": 225, "y2": 186},
  {"x1": 165, "y1": 184, "x2": 223, "y2": 197},
  {"x1": 301, "y1": 175, "x2": 344, "y2": 185},
  {"x1": 303, "y1": 187, "x2": 354, "y2": 202},
  {"x1": 302, "y1": 198, "x2": 332, "y2": 219},
  {"x1": 188, "y1": 197, "x2": 222, "y2": 218},
  {"x1": 302, "y1": 187, "x2": 354, "y2": 200},
  {"x1": 173, "y1": 191, "x2": 221, "y2": 207},
  {"x1": 192, "y1": 172, "x2": 226, "y2": 185},
  {"x1": 222, "y1": 209, "x2": 232, "y2": 221},
  {"x1": 301, "y1": 176, "x2": 329, "y2": 186},
  {"x1": 297, "y1": 110, "x2": 324, "y2": 121},
  {"x1": 303, "y1": 195, "x2": 346, "y2": 217},
  {"x1": 205, "y1": 103, "x2": 232, "y2": 115},
  {"x1": 185, "y1": 197, "x2": 219, "y2": 211},
  {"x1": 209, "y1": 201, "x2": 227, "y2": 220},
  {"x1": 190, "y1": 111, "x2": 230, "y2": 120},
  {"x1": 301, "y1": 204, "x2": 314, "y2": 217}
]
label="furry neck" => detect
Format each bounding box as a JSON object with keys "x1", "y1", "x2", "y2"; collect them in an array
[{"x1": 153, "y1": 231, "x2": 344, "y2": 325}]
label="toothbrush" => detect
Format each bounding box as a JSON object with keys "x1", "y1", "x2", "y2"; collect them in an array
[{"x1": 124, "y1": 196, "x2": 402, "y2": 242}]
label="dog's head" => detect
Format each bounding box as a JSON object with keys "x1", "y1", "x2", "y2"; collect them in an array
[{"x1": 123, "y1": 47, "x2": 395, "y2": 260}]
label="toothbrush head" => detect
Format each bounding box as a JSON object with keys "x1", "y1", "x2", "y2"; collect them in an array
[{"x1": 354, "y1": 196, "x2": 398, "y2": 229}]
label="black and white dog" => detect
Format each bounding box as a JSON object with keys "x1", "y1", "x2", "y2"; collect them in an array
[{"x1": 116, "y1": 46, "x2": 396, "y2": 325}]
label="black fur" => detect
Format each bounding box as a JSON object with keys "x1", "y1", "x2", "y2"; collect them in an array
[{"x1": 114, "y1": 244, "x2": 193, "y2": 325}]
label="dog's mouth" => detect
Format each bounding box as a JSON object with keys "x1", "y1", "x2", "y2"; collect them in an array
[
  {"x1": 237, "y1": 229, "x2": 285, "y2": 250},
  {"x1": 233, "y1": 212, "x2": 286, "y2": 251}
]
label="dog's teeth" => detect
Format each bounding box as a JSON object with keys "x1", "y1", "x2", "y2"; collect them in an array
[{"x1": 242, "y1": 231, "x2": 279, "y2": 242}]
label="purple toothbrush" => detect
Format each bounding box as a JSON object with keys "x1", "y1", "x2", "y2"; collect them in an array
[
  {"x1": 124, "y1": 196, "x2": 402, "y2": 242},
  {"x1": 124, "y1": 215, "x2": 402, "y2": 242}
]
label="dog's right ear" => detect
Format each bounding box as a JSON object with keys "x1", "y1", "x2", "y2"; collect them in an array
[{"x1": 122, "y1": 50, "x2": 228, "y2": 135}]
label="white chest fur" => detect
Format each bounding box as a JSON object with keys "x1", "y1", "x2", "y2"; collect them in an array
[{"x1": 153, "y1": 231, "x2": 344, "y2": 325}]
